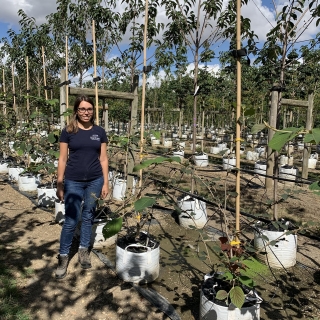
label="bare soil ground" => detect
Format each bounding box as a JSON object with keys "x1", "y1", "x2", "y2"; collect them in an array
[{"x1": 1, "y1": 160, "x2": 320, "y2": 320}]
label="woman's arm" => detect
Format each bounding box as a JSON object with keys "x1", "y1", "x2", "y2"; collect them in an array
[
  {"x1": 56, "y1": 142, "x2": 68, "y2": 201},
  {"x1": 100, "y1": 142, "x2": 109, "y2": 199}
]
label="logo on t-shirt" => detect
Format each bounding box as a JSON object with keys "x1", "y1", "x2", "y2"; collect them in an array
[{"x1": 90, "y1": 134, "x2": 100, "y2": 141}]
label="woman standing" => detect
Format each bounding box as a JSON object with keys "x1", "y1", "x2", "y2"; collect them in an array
[{"x1": 55, "y1": 95, "x2": 109, "y2": 279}]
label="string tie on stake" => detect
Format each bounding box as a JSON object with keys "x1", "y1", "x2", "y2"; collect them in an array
[
  {"x1": 93, "y1": 76, "x2": 101, "y2": 82},
  {"x1": 234, "y1": 138, "x2": 244, "y2": 142},
  {"x1": 58, "y1": 80, "x2": 71, "y2": 87}
]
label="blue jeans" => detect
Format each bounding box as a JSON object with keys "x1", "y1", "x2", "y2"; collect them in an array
[{"x1": 59, "y1": 176, "x2": 104, "y2": 255}]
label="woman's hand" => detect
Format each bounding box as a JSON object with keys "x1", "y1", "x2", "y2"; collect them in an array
[
  {"x1": 56, "y1": 183, "x2": 64, "y2": 201},
  {"x1": 101, "y1": 184, "x2": 109, "y2": 199}
]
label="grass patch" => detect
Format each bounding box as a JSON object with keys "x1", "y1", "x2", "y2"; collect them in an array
[{"x1": 0, "y1": 248, "x2": 30, "y2": 320}]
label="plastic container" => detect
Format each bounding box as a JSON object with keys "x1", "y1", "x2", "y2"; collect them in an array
[
  {"x1": 308, "y1": 158, "x2": 317, "y2": 169},
  {"x1": 279, "y1": 165, "x2": 297, "y2": 187},
  {"x1": 222, "y1": 157, "x2": 236, "y2": 170},
  {"x1": 18, "y1": 173, "x2": 40, "y2": 192},
  {"x1": 8, "y1": 167, "x2": 24, "y2": 181},
  {"x1": 37, "y1": 186, "x2": 57, "y2": 207},
  {"x1": 116, "y1": 241, "x2": 160, "y2": 284},
  {"x1": 55, "y1": 200, "x2": 65, "y2": 223},
  {"x1": 163, "y1": 140, "x2": 173, "y2": 148},
  {"x1": 210, "y1": 146, "x2": 220, "y2": 154},
  {"x1": 194, "y1": 153, "x2": 209, "y2": 167},
  {"x1": 200, "y1": 290, "x2": 261, "y2": 320},
  {"x1": 254, "y1": 228, "x2": 297, "y2": 269},
  {"x1": 178, "y1": 195, "x2": 207, "y2": 229}
]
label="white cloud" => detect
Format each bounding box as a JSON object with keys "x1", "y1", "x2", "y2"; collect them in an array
[
  {"x1": 242, "y1": 0, "x2": 276, "y2": 42},
  {"x1": 0, "y1": 0, "x2": 56, "y2": 26},
  {"x1": 186, "y1": 63, "x2": 220, "y2": 75},
  {"x1": 242, "y1": 0, "x2": 318, "y2": 43}
]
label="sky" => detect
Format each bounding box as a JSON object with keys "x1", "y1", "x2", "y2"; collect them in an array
[{"x1": 0, "y1": 0, "x2": 318, "y2": 86}]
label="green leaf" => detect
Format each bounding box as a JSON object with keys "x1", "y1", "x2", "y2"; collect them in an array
[
  {"x1": 215, "y1": 290, "x2": 228, "y2": 301},
  {"x1": 238, "y1": 275, "x2": 255, "y2": 288},
  {"x1": 230, "y1": 286, "x2": 245, "y2": 309},
  {"x1": 230, "y1": 256, "x2": 239, "y2": 262},
  {"x1": 151, "y1": 130, "x2": 161, "y2": 139},
  {"x1": 244, "y1": 245, "x2": 256, "y2": 253},
  {"x1": 244, "y1": 108, "x2": 255, "y2": 116},
  {"x1": 134, "y1": 197, "x2": 156, "y2": 211},
  {"x1": 102, "y1": 217, "x2": 123, "y2": 239},
  {"x1": 133, "y1": 156, "x2": 180, "y2": 172},
  {"x1": 268, "y1": 127, "x2": 302, "y2": 152},
  {"x1": 224, "y1": 271, "x2": 233, "y2": 281},
  {"x1": 309, "y1": 181, "x2": 320, "y2": 191},
  {"x1": 251, "y1": 123, "x2": 266, "y2": 134},
  {"x1": 269, "y1": 240, "x2": 278, "y2": 246},
  {"x1": 304, "y1": 128, "x2": 320, "y2": 144},
  {"x1": 48, "y1": 133, "x2": 57, "y2": 143}
]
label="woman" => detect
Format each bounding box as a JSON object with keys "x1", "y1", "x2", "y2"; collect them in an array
[{"x1": 55, "y1": 95, "x2": 109, "y2": 279}]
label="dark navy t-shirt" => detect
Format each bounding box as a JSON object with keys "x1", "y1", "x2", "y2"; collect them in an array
[{"x1": 60, "y1": 125, "x2": 108, "y2": 181}]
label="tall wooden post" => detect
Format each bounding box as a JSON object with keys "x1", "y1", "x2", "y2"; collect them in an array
[
  {"x1": 201, "y1": 109, "x2": 205, "y2": 152},
  {"x1": 92, "y1": 20, "x2": 99, "y2": 125},
  {"x1": 2, "y1": 69, "x2": 6, "y2": 115},
  {"x1": 178, "y1": 108, "x2": 182, "y2": 137},
  {"x1": 42, "y1": 46, "x2": 48, "y2": 101},
  {"x1": 12, "y1": 64, "x2": 16, "y2": 112},
  {"x1": 65, "y1": 36, "x2": 69, "y2": 125},
  {"x1": 302, "y1": 91, "x2": 314, "y2": 180},
  {"x1": 266, "y1": 86, "x2": 279, "y2": 190},
  {"x1": 235, "y1": 0, "x2": 241, "y2": 240},
  {"x1": 127, "y1": 74, "x2": 139, "y2": 193},
  {"x1": 103, "y1": 103, "x2": 108, "y2": 132},
  {"x1": 60, "y1": 69, "x2": 67, "y2": 129},
  {"x1": 147, "y1": 105, "x2": 150, "y2": 127},
  {"x1": 26, "y1": 57, "x2": 30, "y2": 116}
]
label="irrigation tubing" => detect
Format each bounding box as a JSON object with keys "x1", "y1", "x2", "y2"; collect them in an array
[
  {"x1": 144, "y1": 175, "x2": 320, "y2": 242},
  {"x1": 109, "y1": 143, "x2": 318, "y2": 186}
]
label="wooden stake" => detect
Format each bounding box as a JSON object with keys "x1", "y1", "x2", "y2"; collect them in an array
[
  {"x1": 26, "y1": 56, "x2": 30, "y2": 115},
  {"x1": 235, "y1": 0, "x2": 241, "y2": 240},
  {"x1": 139, "y1": 0, "x2": 149, "y2": 189},
  {"x1": 2, "y1": 68, "x2": 6, "y2": 115},
  {"x1": 201, "y1": 108, "x2": 205, "y2": 152},
  {"x1": 65, "y1": 36, "x2": 69, "y2": 125},
  {"x1": 92, "y1": 20, "x2": 99, "y2": 125},
  {"x1": 302, "y1": 92, "x2": 314, "y2": 180},
  {"x1": 12, "y1": 63, "x2": 16, "y2": 112},
  {"x1": 42, "y1": 46, "x2": 48, "y2": 101}
]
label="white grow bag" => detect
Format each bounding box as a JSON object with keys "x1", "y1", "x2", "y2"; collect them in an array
[
  {"x1": 178, "y1": 195, "x2": 207, "y2": 229},
  {"x1": 222, "y1": 157, "x2": 236, "y2": 170},
  {"x1": 55, "y1": 200, "x2": 65, "y2": 224},
  {"x1": 254, "y1": 228, "x2": 297, "y2": 269},
  {"x1": 8, "y1": 167, "x2": 24, "y2": 181},
  {"x1": 18, "y1": 173, "x2": 40, "y2": 192},
  {"x1": 279, "y1": 165, "x2": 297, "y2": 187},
  {"x1": 116, "y1": 243, "x2": 160, "y2": 284},
  {"x1": 200, "y1": 273, "x2": 262, "y2": 320},
  {"x1": 308, "y1": 158, "x2": 317, "y2": 169},
  {"x1": 112, "y1": 177, "x2": 137, "y2": 201},
  {"x1": 194, "y1": 153, "x2": 209, "y2": 167},
  {"x1": 0, "y1": 161, "x2": 10, "y2": 174},
  {"x1": 200, "y1": 291, "x2": 261, "y2": 320},
  {"x1": 90, "y1": 219, "x2": 118, "y2": 249},
  {"x1": 37, "y1": 186, "x2": 58, "y2": 207}
]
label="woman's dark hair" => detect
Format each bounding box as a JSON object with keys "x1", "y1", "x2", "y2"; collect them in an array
[{"x1": 66, "y1": 95, "x2": 95, "y2": 133}]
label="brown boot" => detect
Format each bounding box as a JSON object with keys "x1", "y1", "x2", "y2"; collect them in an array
[
  {"x1": 78, "y1": 248, "x2": 92, "y2": 269},
  {"x1": 55, "y1": 254, "x2": 69, "y2": 279}
]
